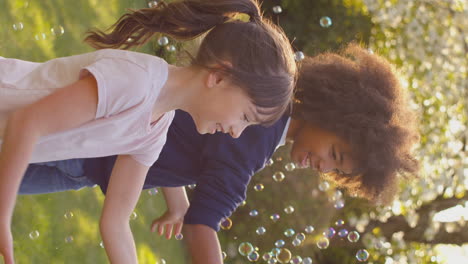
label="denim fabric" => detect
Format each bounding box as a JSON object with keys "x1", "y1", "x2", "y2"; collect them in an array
[{"x1": 19, "y1": 159, "x2": 96, "y2": 195}]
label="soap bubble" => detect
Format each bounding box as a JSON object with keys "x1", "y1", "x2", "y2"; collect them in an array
[
  {"x1": 249, "y1": 210, "x2": 259, "y2": 217},
  {"x1": 148, "y1": 188, "x2": 158, "y2": 195},
  {"x1": 254, "y1": 183, "x2": 264, "y2": 191},
  {"x1": 334, "y1": 199, "x2": 345, "y2": 209},
  {"x1": 291, "y1": 256, "x2": 303, "y2": 264},
  {"x1": 275, "y1": 239, "x2": 285, "y2": 248},
  {"x1": 34, "y1": 33, "x2": 47, "y2": 41},
  {"x1": 292, "y1": 238, "x2": 302, "y2": 247},
  {"x1": 338, "y1": 229, "x2": 349, "y2": 237},
  {"x1": 276, "y1": 248, "x2": 292, "y2": 263},
  {"x1": 248, "y1": 251, "x2": 260, "y2": 261},
  {"x1": 294, "y1": 51, "x2": 305, "y2": 62},
  {"x1": 335, "y1": 219, "x2": 345, "y2": 226},
  {"x1": 305, "y1": 225, "x2": 315, "y2": 234},
  {"x1": 148, "y1": 0, "x2": 159, "y2": 8},
  {"x1": 157, "y1": 36, "x2": 169, "y2": 46},
  {"x1": 273, "y1": 171, "x2": 285, "y2": 182},
  {"x1": 51, "y1": 25, "x2": 65, "y2": 36},
  {"x1": 318, "y1": 181, "x2": 330, "y2": 191},
  {"x1": 356, "y1": 249, "x2": 370, "y2": 262},
  {"x1": 64, "y1": 211, "x2": 74, "y2": 220},
  {"x1": 29, "y1": 230, "x2": 40, "y2": 240},
  {"x1": 256, "y1": 227, "x2": 266, "y2": 235},
  {"x1": 272, "y1": 6, "x2": 282, "y2": 14},
  {"x1": 270, "y1": 213, "x2": 280, "y2": 222},
  {"x1": 166, "y1": 44, "x2": 176, "y2": 52},
  {"x1": 175, "y1": 233, "x2": 183, "y2": 240},
  {"x1": 285, "y1": 162, "x2": 295, "y2": 171},
  {"x1": 316, "y1": 237, "x2": 329, "y2": 249},
  {"x1": 65, "y1": 236, "x2": 74, "y2": 243},
  {"x1": 99, "y1": 241, "x2": 105, "y2": 248},
  {"x1": 187, "y1": 184, "x2": 196, "y2": 189},
  {"x1": 348, "y1": 231, "x2": 360, "y2": 242},
  {"x1": 323, "y1": 227, "x2": 336, "y2": 239},
  {"x1": 268, "y1": 258, "x2": 278, "y2": 264},
  {"x1": 220, "y1": 217, "x2": 233, "y2": 230},
  {"x1": 296, "y1": 232, "x2": 306, "y2": 241},
  {"x1": 238, "y1": 242, "x2": 254, "y2": 256},
  {"x1": 130, "y1": 211, "x2": 137, "y2": 220},
  {"x1": 284, "y1": 228, "x2": 295, "y2": 237},
  {"x1": 303, "y1": 257, "x2": 313, "y2": 264},
  {"x1": 319, "y1": 16, "x2": 332, "y2": 28},
  {"x1": 263, "y1": 252, "x2": 273, "y2": 261},
  {"x1": 284, "y1": 206, "x2": 294, "y2": 214},
  {"x1": 12, "y1": 22, "x2": 24, "y2": 31},
  {"x1": 266, "y1": 158, "x2": 274, "y2": 166}
]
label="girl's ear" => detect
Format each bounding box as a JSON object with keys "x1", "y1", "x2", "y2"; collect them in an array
[{"x1": 206, "y1": 71, "x2": 223, "y2": 89}]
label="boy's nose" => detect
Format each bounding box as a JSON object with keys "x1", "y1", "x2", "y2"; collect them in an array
[
  {"x1": 229, "y1": 124, "x2": 248, "y2": 138},
  {"x1": 318, "y1": 159, "x2": 334, "y2": 173}
]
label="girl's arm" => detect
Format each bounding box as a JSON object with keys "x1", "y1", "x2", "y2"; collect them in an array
[
  {"x1": 0, "y1": 76, "x2": 98, "y2": 260},
  {"x1": 151, "y1": 187, "x2": 190, "y2": 239},
  {"x1": 99, "y1": 155, "x2": 149, "y2": 264}
]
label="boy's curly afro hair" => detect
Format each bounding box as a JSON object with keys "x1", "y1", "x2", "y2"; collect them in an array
[{"x1": 293, "y1": 43, "x2": 419, "y2": 205}]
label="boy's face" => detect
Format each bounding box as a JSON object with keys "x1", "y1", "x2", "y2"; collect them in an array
[{"x1": 289, "y1": 120, "x2": 355, "y2": 175}]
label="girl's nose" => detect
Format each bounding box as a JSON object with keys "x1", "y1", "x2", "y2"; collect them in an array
[{"x1": 318, "y1": 159, "x2": 334, "y2": 173}]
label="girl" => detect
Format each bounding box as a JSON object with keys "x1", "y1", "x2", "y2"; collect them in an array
[{"x1": 0, "y1": 0, "x2": 297, "y2": 263}]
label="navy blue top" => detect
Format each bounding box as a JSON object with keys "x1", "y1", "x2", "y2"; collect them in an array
[{"x1": 84, "y1": 110, "x2": 289, "y2": 231}]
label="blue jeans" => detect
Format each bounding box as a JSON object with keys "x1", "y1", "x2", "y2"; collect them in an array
[{"x1": 19, "y1": 159, "x2": 96, "y2": 195}]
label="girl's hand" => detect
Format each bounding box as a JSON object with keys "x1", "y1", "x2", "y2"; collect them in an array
[
  {"x1": 150, "y1": 210, "x2": 184, "y2": 240},
  {"x1": 0, "y1": 226, "x2": 14, "y2": 264}
]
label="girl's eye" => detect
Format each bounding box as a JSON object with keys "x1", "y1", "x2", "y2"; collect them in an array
[{"x1": 331, "y1": 145, "x2": 337, "y2": 160}]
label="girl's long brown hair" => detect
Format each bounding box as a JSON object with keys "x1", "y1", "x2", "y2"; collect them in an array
[{"x1": 85, "y1": 0, "x2": 296, "y2": 125}]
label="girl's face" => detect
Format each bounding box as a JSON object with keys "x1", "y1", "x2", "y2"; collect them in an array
[
  {"x1": 190, "y1": 72, "x2": 259, "y2": 138},
  {"x1": 289, "y1": 119, "x2": 355, "y2": 175}
]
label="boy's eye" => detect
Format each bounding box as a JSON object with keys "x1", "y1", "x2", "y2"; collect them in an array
[
  {"x1": 243, "y1": 114, "x2": 249, "y2": 122},
  {"x1": 331, "y1": 145, "x2": 336, "y2": 160}
]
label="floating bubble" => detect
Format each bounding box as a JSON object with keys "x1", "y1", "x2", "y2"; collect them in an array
[
  {"x1": 292, "y1": 238, "x2": 302, "y2": 247},
  {"x1": 175, "y1": 233, "x2": 183, "y2": 240},
  {"x1": 65, "y1": 236, "x2": 74, "y2": 243},
  {"x1": 29, "y1": 230, "x2": 40, "y2": 240},
  {"x1": 249, "y1": 210, "x2": 259, "y2": 217},
  {"x1": 270, "y1": 213, "x2": 280, "y2": 222},
  {"x1": 323, "y1": 227, "x2": 336, "y2": 239},
  {"x1": 316, "y1": 237, "x2": 329, "y2": 249},
  {"x1": 187, "y1": 184, "x2": 196, "y2": 189},
  {"x1": 263, "y1": 252, "x2": 273, "y2": 261},
  {"x1": 256, "y1": 227, "x2": 266, "y2": 235},
  {"x1": 335, "y1": 219, "x2": 345, "y2": 226},
  {"x1": 284, "y1": 228, "x2": 295, "y2": 237},
  {"x1": 268, "y1": 258, "x2": 278, "y2": 264},
  {"x1": 34, "y1": 33, "x2": 47, "y2": 41},
  {"x1": 51, "y1": 25, "x2": 65, "y2": 36},
  {"x1": 334, "y1": 199, "x2": 345, "y2": 209},
  {"x1": 166, "y1": 44, "x2": 176, "y2": 52},
  {"x1": 294, "y1": 51, "x2": 305, "y2": 62},
  {"x1": 238, "y1": 242, "x2": 254, "y2": 256},
  {"x1": 356, "y1": 249, "x2": 369, "y2": 262},
  {"x1": 347, "y1": 231, "x2": 360, "y2": 242},
  {"x1": 99, "y1": 241, "x2": 105, "y2": 248},
  {"x1": 222, "y1": 251, "x2": 227, "y2": 260},
  {"x1": 291, "y1": 256, "x2": 303, "y2": 264},
  {"x1": 12, "y1": 22, "x2": 24, "y2": 31},
  {"x1": 64, "y1": 211, "x2": 74, "y2": 220},
  {"x1": 254, "y1": 183, "x2": 264, "y2": 191},
  {"x1": 240, "y1": 200, "x2": 247, "y2": 206},
  {"x1": 285, "y1": 162, "x2": 295, "y2": 171},
  {"x1": 305, "y1": 225, "x2": 315, "y2": 234},
  {"x1": 276, "y1": 248, "x2": 292, "y2": 263},
  {"x1": 220, "y1": 217, "x2": 233, "y2": 230},
  {"x1": 273, "y1": 171, "x2": 285, "y2": 182},
  {"x1": 248, "y1": 251, "x2": 260, "y2": 261},
  {"x1": 271, "y1": 248, "x2": 281, "y2": 256},
  {"x1": 295, "y1": 233, "x2": 306, "y2": 241},
  {"x1": 148, "y1": 0, "x2": 159, "y2": 8},
  {"x1": 272, "y1": 6, "x2": 282, "y2": 14},
  {"x1": 148, "y1": 188, "x2": 158, "y2": 195},
  {"x1": 318, "y1": 181, "x2": 330, "y2": 191},
  {"x1": 338, "y1": 229, "x2": 349, "y2": 237},
  {"x1": 266, "y1": 158, "x2": 274, "y2": 166},
  {"x1": 319, "y1": 16, "x2": 332, "y2": 28},
  {"x1": 157, "y1": 259, "x2": 166, "y2": 264},
  {"x1": 284, "y1": 206, "x2": 294, "y2": 214},
  {"x1": 130, "y1": 211, "x2": 137, "y2": 220},
  {"x1": 157, "y1": 36, "x2": 169, "y2": 46},
  {"x1": 275, "y1": 239, "x2": 285, "y2": 248},
  {"x1": 303, "y1": 257, "x2": 313, "y2": 264}
]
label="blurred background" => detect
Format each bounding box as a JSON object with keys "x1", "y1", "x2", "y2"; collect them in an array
[{"x1": 1, "y1": 0, "x2": 467, "y2": 263}]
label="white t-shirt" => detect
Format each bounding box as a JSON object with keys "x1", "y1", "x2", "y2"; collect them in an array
[{"x1": 0, "y1": 49, "x2": 174, "y2": 166}]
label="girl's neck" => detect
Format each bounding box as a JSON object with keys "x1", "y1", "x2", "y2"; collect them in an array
[{"x1": 151, "y1": 64, "x2": 203, "y2": 120}]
